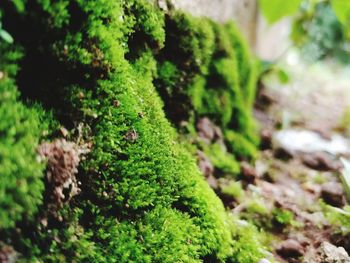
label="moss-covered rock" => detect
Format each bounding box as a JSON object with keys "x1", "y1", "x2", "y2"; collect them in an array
[
  {"x1": 155, "y1": 11, "x2": 259, "y2": 176},
  {"x1": 0, "y1": 43, "x2": 46, "y2": 230},
  {"x1": 0, "y1": 0, "x2": 265, "y2": 262}
]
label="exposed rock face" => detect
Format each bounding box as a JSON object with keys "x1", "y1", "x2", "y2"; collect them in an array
[
  {"x1": 317, "y1": 242, "x2": 350, "y2": 263},
  {"x1": 38, "y1": 139, "x2": 82, "y2": 212},
  {"x1": 167, "y1": 0, "x2": 243, "y2": 22},
  {"x1": 158, "y1": 0, "x2": 258, "y2": 45}
]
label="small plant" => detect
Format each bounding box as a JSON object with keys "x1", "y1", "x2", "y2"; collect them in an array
[
  {"x1": 337, "y1": 107, "x2": 350, "y2": 135},
  {"x1": 340, "y1": 158, "x2": 350, "y2": 202},
  {"x1": 321, "y1": 202, "x2": 350, "y2": 236},
  {"x1": 272, "y1": 208, "x2": 295, "y2": 226},
  {"x1": 0, "y1": 14, "x2": 13, "y2": 43},
  {"x1": 259, "y1": 0, "x2": 350, "y2": 63}
]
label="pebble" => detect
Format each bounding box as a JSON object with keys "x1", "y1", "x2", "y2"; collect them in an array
[
  {"x1": 301, "y1": 152, "x2": 341, "y2": 171},
  {"x1": 317, "y1": 241, "x2": 350, "y2": 262},
  {"x1": 276, "y1": 239, "x2": 304, "y2": 258},
  {"x1": 197, "y1": 150, "x2": 214, "y2": 177},
  {"x1": 197, "y1": 117, "x2": 216, "y2": 141},
  {"x1": 240, "y1": 161, "x2": 257, "y2": 183},
  {"x1": 321, "y1": 182, "x2": 345, "y2": 207}
]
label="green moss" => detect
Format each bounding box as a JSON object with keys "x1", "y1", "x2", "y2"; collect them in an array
[
  {"x1": 321, "y1": 203, "x2": 350, "y2": 236},
  {"x1": 230, "y1": 217, "x2": 268, "y2": 263},
  {"x1": 0, "y1": 44, "x2": 45, "y2": 229},
  {"x1": 155, "y1": 11, "x2": 259, "y2": 162},
  {"x1": 225, "y1": 23, "x2": 258, "y2": 109},
  {"x1": 225, "y1": 130, "x2": 259, "y2": 160},
  {"x1": 221, "y1": 181, "x2": 245, "y2": 201},
  {"x1": 272, "y1": 208, "x2": 295, "y2": 226},
  {"x1": 0, "y1": 0, "x2": 266, "y2": 261},
  {"x1": 201, "y1": 142, "x2": 240, "y2": 176}
]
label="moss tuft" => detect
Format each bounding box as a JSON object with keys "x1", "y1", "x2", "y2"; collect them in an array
[
  {"x1": 0, "y1": 43, "x2": 46, "y2": 229},
  {"x1": 155, "y1": 11, "x2": 259, "y2": 166}
]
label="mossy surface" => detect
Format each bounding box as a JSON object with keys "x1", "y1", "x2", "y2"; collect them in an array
[
  {"x1": 0, "y1": 1, "x2": 265, "y2": 262},
  {"x1": 0, "y1": 43, "x2": 47, "y2": 230},
  {"x1": 155, "y1": 11, "x2": 259, "y2": 177}
]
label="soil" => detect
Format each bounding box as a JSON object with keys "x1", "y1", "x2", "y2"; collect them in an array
[{"x1": 222, "y1": 58, "x2": 350, "y2": 262}]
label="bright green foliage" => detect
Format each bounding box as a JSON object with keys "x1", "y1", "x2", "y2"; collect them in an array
[
  {"x1": 0, "y1": 44, "x2": 45, "y2": 229},
  {"x1": 259, "y1": 0, "x2": 302, "y2": 24},
  {"x1": 230, "y1": 217, "x2": 268, "y2": 263},
  {"x1": 0, "y1": 16, "x2": 13, "y2": 43},
  {"x1": 293, "y1": 2, "x2": 350, "y2": 63},
  {"x1": 261, "y1": 0, "x2": 350, "y2": 64},
  {"x1": 225, "y1": 131, "x2": 259, "y2": 160},
  {"x1": 331, "y1": 0, "x2": 350, "y2": 26},
  {"x1": 272, "y1": 208, "x2": 295, "y2": 226}
]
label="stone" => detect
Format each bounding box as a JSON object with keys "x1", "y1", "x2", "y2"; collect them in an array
[
  {"x1": 301, "y1": 152, "x2": 341, "y2": 171},
  {"x1": 0, "y1": 244, "x2": 17, "y2": 263},
  {"x1": 240, "y1": 161, "x2": 258, "y2": 184},
  {"x1": 317, "y1": 242, "x2": 350, "y2": 263},
  {"x1": 125, "y1": 129, "x2": 138, "y2": 142},
  {"x1": 276, "y1": 239, "x2": 304, "y2": 258},
  {"x1": 197, "y1": 150, "x2": 214, "y2": 177},
  {"x1": 273, "y1": 129, "x2": 350, "y2": 156},
  {"x1": 196, "y1": 117, "x2": 216, "y2": 142},
  {"x1": 206, "y1": 174, "x2": 219, "y2": 190},
  {"x1": 321, "y1": 182, "x2": 345, "y2": 207},
  {"x1": 260, "y1": 128, "x2": 273, "y2": 150},
  {"x1": 273, "y1": 147, "x2": 294, "y2": 161}
]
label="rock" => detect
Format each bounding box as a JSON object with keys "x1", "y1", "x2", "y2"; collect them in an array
[
  {"x1": 276, "y1": 239, "x2": 304, "y2": 258},
  {"x1": 0, "y1": 244, "x2": 17, "y2": 263},
  {"x1": 260, "y1": 129, "x2": 273, "y2": 150},
  {"x1": 274, "y1": 147, "x2": 294, "y2": 160},
  {"x1": 301, "y1": 152, "x2": 341, "y2": 171},
  {"x1": 196, "y1": 151, "x2": 218, "y2": 189},
  {"x1": 256, "y1": 89, "x2": 277, "y2": 111},
  {"x1": 157, "y1": 0, "x2": 168, "y2": 10},
  {"x1": 206, "y1": 174, "x2": 218, "y2": 190},
  {"x1": 113, "y1": 99, "x2": 121, "y2": 107},
  {"x1": 317, "y1": 242, "x2": 350, "y2": 263},
  {"x1": 240, "y1": 161, "x2": 257, "y2": 184},
  {"x1": 196, "y1": 117, "x2": 216, "y2": 142},
  {"x1": 273, "y1": 129, "x2": 350, "y2": 156},
  {"x1": 321, "y1": 182, "x2": 345, "y2": 207},
  {"x1": 197, "y1": 150, "x2": 214, "y2": 177},
  {"x1": 125, "y1": 129, "x2": 138, "y2": 142},
  {"x1": 37, "y1": 139, "x2": 87, "y2": 216}
]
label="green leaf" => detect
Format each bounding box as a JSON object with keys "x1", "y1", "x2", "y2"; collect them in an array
[
  {"x1": 12, "y1": 0, "x2": 26, "y2": 12},
  {"x1": 0, "y1": 29, "x2": 14, "y2": 43},
  {"x1": 340, "y1": 158, "x2": 350, "y2": 202},
  {"x1": 331, "y1": 0, "x2": 350, "y2": 25},
  {"x1": 259, "y1": 0, "x2": 302, "y2": 24},
  {"x1": 277, "y1": 69, "x2": 290, "y2": 84}
]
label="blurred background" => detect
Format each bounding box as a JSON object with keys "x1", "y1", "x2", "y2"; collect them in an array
[{"x1": 165, "y1": 1, "x2": 350, "y2": 261}]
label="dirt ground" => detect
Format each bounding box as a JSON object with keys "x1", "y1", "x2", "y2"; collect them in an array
[{"x1": 251, "y1": 52, "x2": 350, "y2": 262}]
